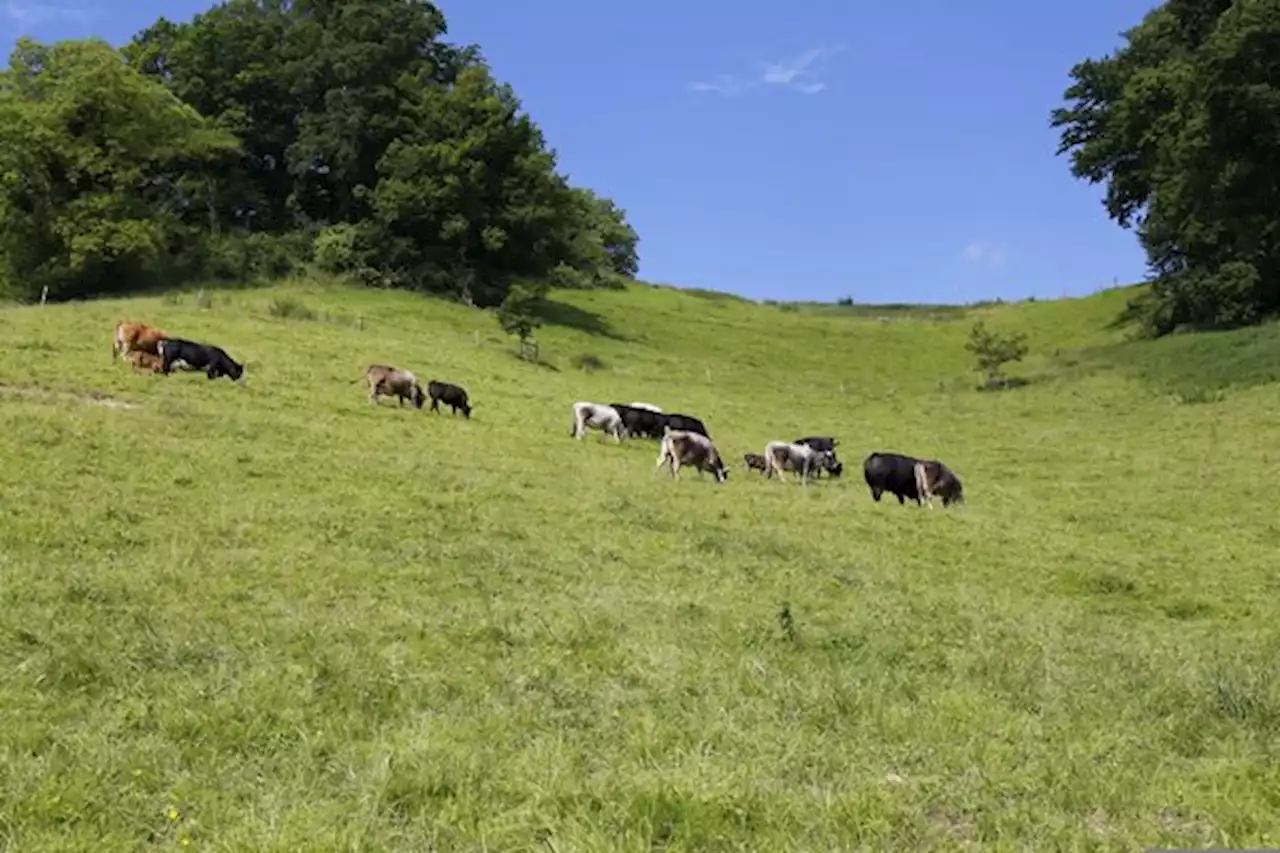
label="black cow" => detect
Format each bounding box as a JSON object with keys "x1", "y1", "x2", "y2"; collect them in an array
[
  {"x1": 795, "y1": 436, "x2": 839, "y2": 454},
  {"x1": 863, "y1": 451, "x2": 964, "y2": 507},
  {"x1": 662, "y1": 413, "x2": 709, "y2": 438},
  {"x1": 158, "y1": 338, "x2": 244, "y2": 381},
  {"x1": 427, "y1": 380, "x2": 472, "y2": 418},
  {"x1": 610, "y1": 403, "x2": 666, "y2": 439}
]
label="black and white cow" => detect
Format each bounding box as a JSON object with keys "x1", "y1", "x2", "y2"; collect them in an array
[
  {"x1": 158, "y1": 338, "x2": 244, "y2": 382},
  {"x1": 655, "y1": 427, "x2": 728, "y2": 483},
  {"x1": 571, "y1": 401, "x2": 624, "y2": 442},
  {"x1": 863, "y1": 451, "x2": 964, "y2": 508}
]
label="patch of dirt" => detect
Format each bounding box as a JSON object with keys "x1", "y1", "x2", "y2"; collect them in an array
[{"x1": 0, "y1": 384, "x2": 140, "y2": 409}]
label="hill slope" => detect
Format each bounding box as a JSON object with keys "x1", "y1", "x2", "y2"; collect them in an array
[{"x1": 2, "y1": 280, "x2": 1280, "y2": 850}]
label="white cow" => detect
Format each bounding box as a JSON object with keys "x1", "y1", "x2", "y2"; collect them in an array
[
  {"x1": 570, "y1": 401, "x2": 624, "y2": 442},
  {"x1": 655, "y1": 427, "x2": 728, "y2": 483},
  {"x1": 763, "y1": 440, "x2": 832, "y2": 485}
]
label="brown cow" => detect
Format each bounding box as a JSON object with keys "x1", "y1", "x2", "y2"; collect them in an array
[
  {"x1": 113, "y1": 321, "x2": 167, "y2": 360},
  {"x1": 127, "y1": 350, "x2": 165, "y2": 374},
  {"x1": 361, "y1": 364, "x2": 426, "y2": 408},
  {"x1": 655, "y1": 427, "x2": 728, "y2": 483}
]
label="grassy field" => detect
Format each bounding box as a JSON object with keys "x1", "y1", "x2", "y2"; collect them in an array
[{"x1": 2, "y1": 277, "x2": 1280, "y2": 851}]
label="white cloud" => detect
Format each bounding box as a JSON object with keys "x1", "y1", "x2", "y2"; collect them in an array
[
  {"x1": 689, "y1": 45, "x2": 844, "y2": 96},
  {"x1": 686, "y1": 74, "x2": 751, "y2": 97},
  {"x1": 1, "y1": 2, "x2": 94, "y2": 26},
  {"x1": 962, "y1": 241, "x2": 1008, "y2": 269}
]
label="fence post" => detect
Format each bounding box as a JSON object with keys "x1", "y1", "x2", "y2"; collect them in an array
[{"x1": 40, "y1": 285, "x2": 48, "y2": 306}]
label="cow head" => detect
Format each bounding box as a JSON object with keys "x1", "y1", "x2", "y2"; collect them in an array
[
  {"x1": 936, "y1": 469, "x2": 964, "y2": 506},
  {"x1": 411, "y1": 386, "x2": 426, "y2": 409},
  {"x1": 825, "y1": 455, "x2": 844, "y2": 478},
  {"x1": 460, "y1": 400, "x2": 473, "y2": 419}
]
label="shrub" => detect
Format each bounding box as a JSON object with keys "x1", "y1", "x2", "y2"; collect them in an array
[
  {"x1": 966, "y1": 320, "x2": 1029, "y2": 390},
  {"x1": 313, "y1": 224, "x2": 360, "y2": 274}
]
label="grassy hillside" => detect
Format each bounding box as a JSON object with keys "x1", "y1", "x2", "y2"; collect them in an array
[{"x1": 2, "y1": 278, "x2": 1280, "y2": 851}]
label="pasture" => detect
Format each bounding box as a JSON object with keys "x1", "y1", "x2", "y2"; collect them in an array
[{"x1": 2, "y1": 278, "x2": 1280, "y2": 851}]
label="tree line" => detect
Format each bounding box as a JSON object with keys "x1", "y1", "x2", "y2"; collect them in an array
[
  {"x1": 0, "y1": 0, "x2": 639, "y2": 309},
  {"x1": 1053, "y1": 0, "x2": 1280, "y2": 336}
]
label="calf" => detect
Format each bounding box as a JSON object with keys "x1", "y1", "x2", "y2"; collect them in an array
[
  {"x1": 112, "y1": 321, "x2": 166, "y2": 360},
  {"x1": 428, "y1": 380, "x2": 472, "y2": 418},
  {"x1": 127, "y1": 350, "x2": 165, "y2": 374},
  {"x1": 571, "y1": 401, "x2": 624, "y2": 442},
  {"x1": 362, "y1": 364, "x2": 424, "y2": 408},
  {"x1": 158, "y1": 338, "x2": 244, "y2": 381},
  {"x1": 743, "y1": 452, "x2": 769, "y2": 474},
  {"x1": 863, "y1": 451, "x2": 964, "y2": 507},
  {"x1": 655, "y1": 427, "x2": 728, "y2": 483},
  {"x1": 763, "y1": 440, "x2": 832, "y2": 484}
]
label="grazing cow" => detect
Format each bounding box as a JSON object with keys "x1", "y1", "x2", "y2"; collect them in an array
[
  {"x1": 127, "y1": 350, "x2": 165, "y2": 374},
  {"x1": 794, "y1": 436, "x2": 843, "y2": 478},
  {"x1": 655, "y1": 427, "x2": 728, "y2": 483},
  {"x1": 112, "y1": 321, "x2": 166, "y2": 360},
  {"x1": 158, "y1": 338, "x2": 244, "y2": 381},
  {"x1": 863, "y1": 451, "x2": 964, "y2": 507},
  {"x1": 571, "y1": 401, "x2": 624, "y2": 442},
  {"x1": 427, "y1": 380, "x2": 472, "y2": 418},
  {"x1": 763, "y1": 440, "x2": 833, "y2": 484},
  {"x1": 628, "y1": 402, "x2": 663, "y2": 412},
  {"x1": 362, "y1": 364, "x2": 425, "y2": 408},
  {"x1": 610, "y1": 403, "x2": 667, "y2": 439},
  {"x1": 662, "y1": 412, "x2": 710, "y2": 438},
  {"x1": 743, "y1": 452, "x2": 769, "y2": 474}
]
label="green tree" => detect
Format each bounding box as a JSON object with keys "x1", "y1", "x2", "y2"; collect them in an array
[
  {"x1": 549, "y1": 188, "x2": 640, "y2": 289},
  {"x1": 0, "y1": 38, "x2": 239, "y2": 301},
  {"x1": 361, "y1": 64, "x2": 578, "y2": 306},
  {"x1": 496, "y1": 281, "x2": 545, "y2": 361},
  {"x1": 1051, "y1": 0, "x2": 1280, "y2": 335},
  {"x1": 965, "y1": 321, "x2": 1029, "y2": 389},
  {"x1": 126, "y1": 0, "x2": 478, "y2": 232}
]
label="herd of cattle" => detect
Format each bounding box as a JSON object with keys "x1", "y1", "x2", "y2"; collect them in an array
[{"x1": 111, "y1": 320, "x2": 965, "y2": 508}]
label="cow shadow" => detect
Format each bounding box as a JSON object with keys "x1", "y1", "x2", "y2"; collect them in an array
[{"x1": 535, "y1": 299, "x2": 628, "y2": 341}]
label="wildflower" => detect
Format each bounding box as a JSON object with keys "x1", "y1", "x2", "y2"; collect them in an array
[{"x1": 168, "y1": 807, "x2": 179, "y2": 822}]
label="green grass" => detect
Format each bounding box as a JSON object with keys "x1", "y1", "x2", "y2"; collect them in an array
[{"x1": 2, "y1": 277, "x2": 1280, "y2": 851}]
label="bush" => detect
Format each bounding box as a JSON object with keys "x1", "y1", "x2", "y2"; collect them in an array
[
  {"x1": 266, "y1": 296, "x2": 317, "y2": 321},
  {"x1": 572, "y1": 353, "x2": 605, "y2": 372},
  {"x1": 313, "y1": 224, "x2": 360, "y2": 274},
  {"x1": 966, "y1": 320, "x2": 1029, "y2": 389}
]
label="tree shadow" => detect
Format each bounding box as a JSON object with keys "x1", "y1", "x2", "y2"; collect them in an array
[{"x1": 536, "y1": 299, "x2": 628, "y2": 340}]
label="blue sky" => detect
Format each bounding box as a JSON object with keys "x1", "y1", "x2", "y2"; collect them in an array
[{"x1": 2, "y1": 0, "x2": 1159, "y2": 304}]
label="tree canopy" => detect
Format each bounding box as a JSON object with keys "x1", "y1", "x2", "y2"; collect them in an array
[
  {"x1": 1051, "y1": 0, "x2": 1280, "y2": 335},
  {"x1": 0, "y1": 0, "x2": 639, "y2": 305}
]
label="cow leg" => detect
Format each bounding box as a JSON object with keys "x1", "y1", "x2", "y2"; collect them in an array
[{"x1": 431, "y1": 398, "x2": 441, "y2": 414}]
